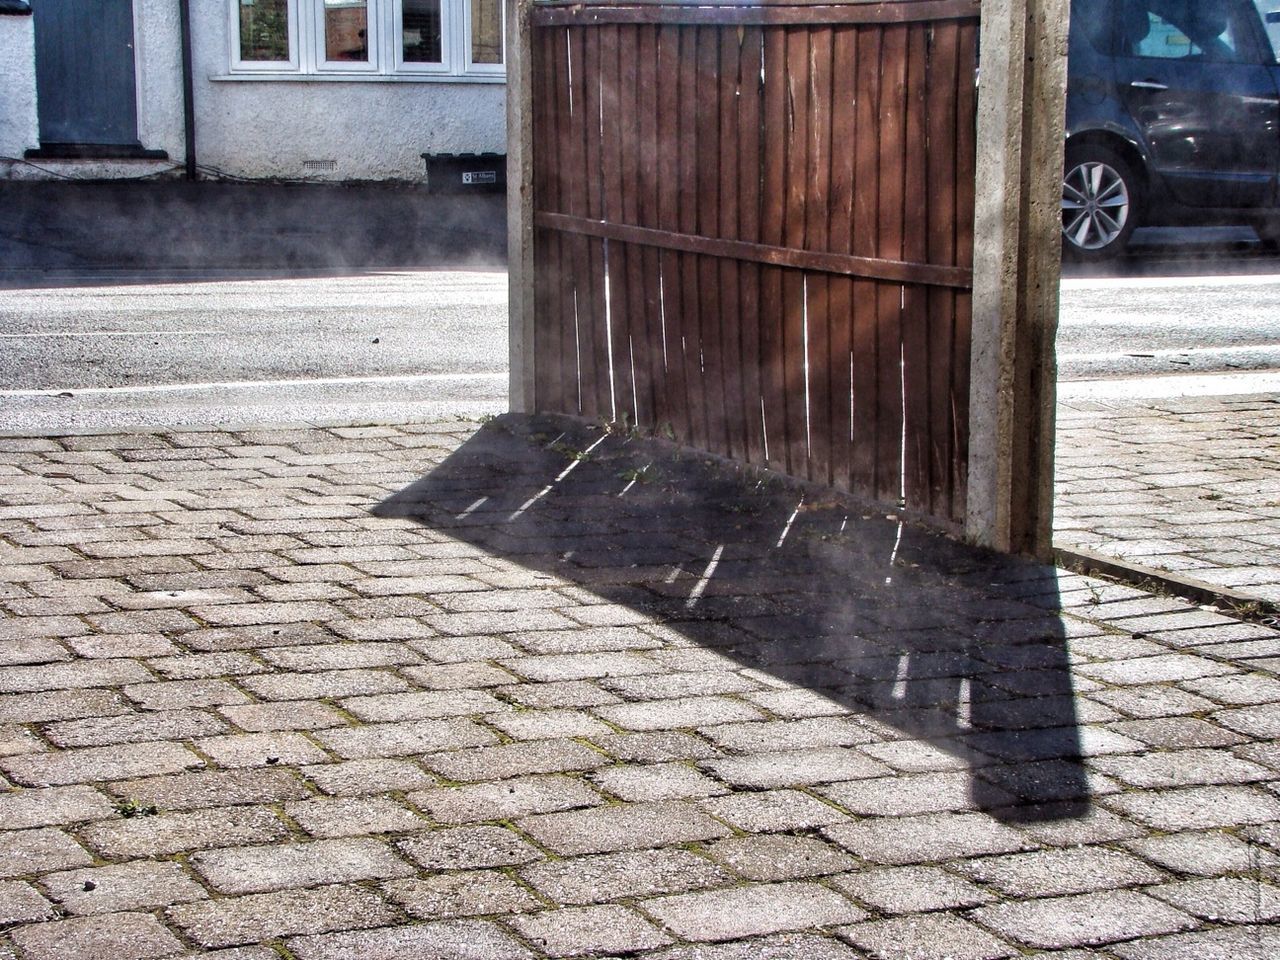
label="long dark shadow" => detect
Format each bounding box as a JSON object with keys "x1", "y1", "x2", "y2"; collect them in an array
[{"x1": 376, "y1": 413, "x2": 1091, "y2": 823}]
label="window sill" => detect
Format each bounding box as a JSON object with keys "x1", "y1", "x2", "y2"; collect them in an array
[
  {"x1": 26, "y1": 144, "x2": 169, "y2": 160},
  {"x1": 211, "y1": 72, "x2": 505, "y2": 84}
]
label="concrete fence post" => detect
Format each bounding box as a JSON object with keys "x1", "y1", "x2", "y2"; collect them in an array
[
  {"x1": 966, "y1": 0, "x2": 1069, "y2": 558},
  {"x1": 506, "y1": 0, "x2": 537, "y2": 413}
]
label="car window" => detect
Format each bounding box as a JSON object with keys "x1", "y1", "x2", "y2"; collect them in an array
[
  {"x1": 1122, "y1": 0, "x2": 1257, "y2": 63},
  {"x1": 1254, "y1": 1, "x2": 1280, "y2": 61}
]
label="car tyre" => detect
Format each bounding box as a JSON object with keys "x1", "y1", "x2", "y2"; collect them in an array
[
  {"x1": 1061, "y1": 142, "x2": 1142, "y2": 261},
  {"x1": 1252, "y1": 217, "x2": 1280, "y2": 251}
]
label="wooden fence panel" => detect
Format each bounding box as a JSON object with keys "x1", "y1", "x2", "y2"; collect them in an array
[{"x1": 529, "y1": 0, "x2": 979, "y2": 531}]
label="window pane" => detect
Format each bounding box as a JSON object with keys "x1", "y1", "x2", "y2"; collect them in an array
[
  {"x1": 403, "y1": 0, "x2": 442, "y2": 63},
  {"x1": 325, "y1": 0, "x2": 369, "y2": 62},
  {"x1": 471, "y1": 0, "x2": 502, "y2": 64},
  {"x1": 239, "y1": 0, "x2": 290, "y2": 62}
]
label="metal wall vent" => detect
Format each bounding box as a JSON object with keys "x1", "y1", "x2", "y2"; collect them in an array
[{"x1": 302, "y1": 159, "x2": 338, "y2": 172}]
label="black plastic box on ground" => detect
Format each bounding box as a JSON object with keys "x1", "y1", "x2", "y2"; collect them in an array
[{"x1": 421, "y1": 153, "x2": 506, "y2": 194}]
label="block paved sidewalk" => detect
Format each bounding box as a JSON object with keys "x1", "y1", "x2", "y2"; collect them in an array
[
  {"x1": 1056, "y1": 392, "x2": 1280, "y2": 606},
  {"x1": 1, "y1": 414, "x2": 1280, "y2": 959}
]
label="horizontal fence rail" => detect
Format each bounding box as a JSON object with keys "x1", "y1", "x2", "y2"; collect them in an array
[{"x1": 528, "y1": 0, "x2": 978, "y2": 526}]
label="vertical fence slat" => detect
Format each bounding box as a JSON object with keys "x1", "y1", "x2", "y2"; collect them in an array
[
  {"x1": 926, "y1": 20, "x2": 959, "y2": 517},
  {"x1": 718, "y1": 26, "x2": 745, "y2": 462},
  {"x1": 849, "y1": 24, "x2": 881, "y2": 497},
  {"x1": 901, "y1": 22, "x2": 932, "y2": 512},
  {"x1": 738, "y1": 26, "x2": 766, "y2": 467},
  {"x1": 657, "y1": 24, "x2": 691, "y2": 442},
  {"x1": 783, "y1": 26, "x2": 811, "y2": 478},
  {"x1": 637, "y1": 24, "x2": 666, "y2": 433},
  {"x1": 600, "y1": 24, "x2": 634, "y2": 427},
  {"x1": 617, "y1": 25, "x2": 649, "y2": 430},
  {"x1": 805, "y1": 26, "x2": 834, "y2": 486},
  {"x1": 581, "y1": 26, "x2": 609, "y2": 420},
  {"x1": 697, "y1": 25, "x2": 729, "y2": 458},
  {"x1": 553, "y1": 27, "x2": 581, "y2": 414},
  {"x1": 828, "y1": 25, "x2": 856, "y2": 492},
  {"x1": 760, "y1": 25, "x2": 789, "y2": 474},
  {"x1": 951, "y1": 19, "x2": 978, "y2": 522},
  {"x1": 875, "y1": 23, "x2": 907, "y2": 504},
  {"x1": 678, "y1": 26, "x2": 708, "y2": 451}
]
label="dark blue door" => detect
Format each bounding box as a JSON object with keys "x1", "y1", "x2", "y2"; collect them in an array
[{"x1": 33, "y1": 0, "x2": 139, "y2": 145}]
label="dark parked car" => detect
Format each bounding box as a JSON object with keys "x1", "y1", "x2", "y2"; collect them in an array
[{"x1": 1064, "y1": 0, "x2": 1280, "y2": 258}]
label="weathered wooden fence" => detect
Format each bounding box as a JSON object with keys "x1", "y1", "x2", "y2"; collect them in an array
[{"x1": 522, "y1": 0, "x2": 978, "y2": 528}]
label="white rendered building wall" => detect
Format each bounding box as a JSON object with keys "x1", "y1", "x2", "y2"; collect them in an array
[{"x1": 0, "y1": 13, "x2": 39, "y2": 173}]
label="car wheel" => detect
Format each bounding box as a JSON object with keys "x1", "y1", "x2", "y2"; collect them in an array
[
  {"x1": 1252, "y1": 217, "x2": 1280, "y2": 251},
  {"x1": 1061, "y1": 144, "x2": 1141, "y2": 260}
]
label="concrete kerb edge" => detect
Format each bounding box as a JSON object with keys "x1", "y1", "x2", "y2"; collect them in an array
[
  {"x1": 0, "y1": 413, "x2": 503, "y2": 440},
  {"x1": 1055, "y1": 544, "x2": 1280, "y2": 623}
]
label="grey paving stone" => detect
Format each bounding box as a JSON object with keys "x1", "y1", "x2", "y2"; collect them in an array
[
  {"x1": 520, "y1": 848, "x2": 730, "y2": 905},
  {"x1": 485, "y1": 709, "x2": 615, "y2": 741},
  {"x1": 1088, "y1": 684, "x2": 1219, "y2": 719},
  {"x1": 1108, "y1": 717, "x2": 1250, "y2": 749},
  {"x1": 593, "y1": 731, "x2": 720, "y2": 762},
  {"x1": 1012, "y1": 804, "x2": 1151, "y2": 847},
  {"x1": 1215, "y1": 703, "x2": 1280, "y2": 739},
  {"x1": 44, "y1": 709, "x2": 229, "y2": 749},
  {"x1": 1125, "y1": 829, "x2": 1279, "y2": 878},
  {"x1": 285, "y1": 796, "x2": 427, "y2": 837},
  {"x1": 0, "y1": 785, "x2": 115, "y2": 829},
  {"x1": 1147, "y1": 876, "x2": 1280, "y2": 922},
  {"x1": 41, "y1": 861, "x2": 207, "y2": 915},
  {"x1": 410, "y1": 774, "x2": 603, "y2": 824},
  {"x1": 1090, "y1": 748, "x2": 1272, "y2": 788},
  {"x1": 196, "y1": 731, "x2": 331, "y2": 768},
  {"x1": 860, "y1": 738, "x2": 971, "y2": 773},
  {"x1": 401, "y1": 662, "x2": 522, "y2": 689},
  {"x1": 508, "y1": 626, "x2": 663, "y2": 654},
  {"x1": 829, "y1": 866, "x2": 995, "y2": 914},
  {"x1": 703, "y1": 748, "x2": 891, "y2": 790},
  {"x1": 257, "y1": 641, "x2": 422, "y2": 672},
  {"x1": 0, "y1": 881, "x2": 56, "y2": 924},
  {"x1": 168, "y1": 884, "x2": 397, "y2": 948},
  {"x1": 0, "y1": 689, "x2": 131, "y2": 724},
  {"x1": 0, "y1": 828, "x2": 92, "y2": 879},
  {"x1": 499, "y1": 680, "x2": 622, "y2": 709},
  {"x1": 218, "y1": 700, "x2": 349, "y2": 732},
  {"x1": 820, "y1": 771, "x2": 1014, "y2": 817},
  {"x1": 837, "y1": 913, "x2": 1017, "y2": 960},
  {"x1": 397, "y1": 826, "x2": 542, "y2": 870},
  {"x1": 702, "y1": 789, "x2": 848, "y2": 833},
  {"x1": 145, "y1": 652, "x2": 267, "y2": 680},
  {"x1": 2, "y1": 741, "x2": 204, "y2": 787},
  {"x1": 643, "y1": 882, "x2": 867, "y2": 942},
  {"x1": 191, "y1": 837, "x2": 413, "y2": 894},
  {"x1": 339, "y1": 689, "x2": 509, "y2": 722},
  {"x1": 700, "y1": 718, "x2": 880, "y2": 752},
  {"x1": 105, "y1": 768, "x2": 309, "y2": 811},
  {"x1": 596, "y1": 696, "x2": 765, "y2": 731},
  {"x1": 385, "y1": 871, "x2": 539, "y2": 919},
  {"x1": 1076, "y1": 654, "x2": 1236, "y2": 685},
  {"x1": 955, "y1": 846, "x2": 1166, "y2": 897},
  {"x1": 1183, "y1": 673, "x2": 1280, "y2": 705},
  {"x1": 824, "y1": 812, "x2": 1033, "y2": 865},
  {"x1": 1105, "y1": 785, "x2": 1280, "y2": 830},
  {"x1": 424, "y1": 739, "x2": 608, "y2": 782},
  {"x1": 509, "y1": 904, "x2": 673, "y2": 957},
  {"x1": 81, "y1": 807, "x2": 288, "y2": 858},
  {"x1": 705, "y1": 835, "x2": 857, "y2": 881},
  {"x1": 0, "y1": 658, "x2": 153, "y2": 694},
  {"x1": 289, "y1": 919, "x2": 536, "y2": 960},
  {"x1": 122, "y1": 679, "x2": 250, "y2": 710},
  {"x1": 302, "y1": 758, "x2": 437, "y2": 796},
  {"x1": 238, "y1": 669, "x2": 410, "y2": 701},
  {"x1": 518, "y1": 800, "x2": 731, "y2": 855},
  {"x1": 969, "y1": 890, "x2": 1197, "y2": 949},
  {"x1": 643, "y1": 933, "x2": 864, "y2": 959},
  {"x1": 590, "y1": 762, "x2": 728, "y2": 801},
  {"x1": 9, "y1": 911, "x2": 185, "y2": 960},
  {"x1": 314, "y1": 718, "x2": 496, "y2": 760},
  {"x1": 1108, "y1": 924, "x2": 1280, "y2": 959}
]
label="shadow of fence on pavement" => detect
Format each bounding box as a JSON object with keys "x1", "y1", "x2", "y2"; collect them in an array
[{"x1": 376, "y1": 413, "x2": 1091, "y2": 823}]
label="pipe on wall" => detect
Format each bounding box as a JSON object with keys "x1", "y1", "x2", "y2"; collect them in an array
[{"x1": 178, "y1": 0, "x2": 196, "y2": 180}]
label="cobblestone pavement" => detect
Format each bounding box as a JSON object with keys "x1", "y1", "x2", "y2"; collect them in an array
[
  {"x1": 2, "y1": 414, "x2": 1280, "y2": 959},
  {"x1": 1056, "y1": 392, "x2": 1280, "y2": 605}
]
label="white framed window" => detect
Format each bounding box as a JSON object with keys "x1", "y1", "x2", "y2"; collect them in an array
[{"x1": 229, "y1": 0, "x2": 503, "y2": 78}]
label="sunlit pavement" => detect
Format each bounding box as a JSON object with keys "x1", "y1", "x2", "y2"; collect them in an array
[{"x1": 1, "y1": 416, "x2": 1279, "y2": 958}]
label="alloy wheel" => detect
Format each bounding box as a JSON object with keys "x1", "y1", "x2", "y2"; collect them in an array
[{"x1": 1062, "y1": 160, "x2": 1131, "y2": 252}]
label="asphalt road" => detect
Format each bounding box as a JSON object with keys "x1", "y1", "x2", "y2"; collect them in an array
[{"x1": 2, "y1": 227, "x2": 1278, "y2": 432}]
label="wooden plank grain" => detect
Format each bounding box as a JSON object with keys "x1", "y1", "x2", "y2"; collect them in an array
[
  {"x1": 718, "y1": 25, "x2": 745, "y2": 461},
  {"x1": 782, "y1": 25, "x2": 811, "y2": 477},
  {"x1": 532, "y1": 1, "x2": 983, "y2": 28},
  {"x1": 532, "y1": 25, "x2": 563, "y2": 413},
  {"x1": 951, "y1": 19, "x2": 978, "y2": 521},
  {"x1": 874, "y1": 22, "x2": 907, "y2": 505},
  {"x1": 849, "y1": 24, "x2": 881, "y2": 498},
  {"x1": 600, "y1": 23, "x2": 635, "y2": 427},
  {"x1": 760, "y1": 26, "x2": 788, "y2": 473},
  {"x1": 637, "y1": 23, "x2": 666, "y2": 432},
  {"x1": 805, "y1": 24, "x2": 834, "y2": 486},
  {"x1": 827, "y1": 24, "x2": 856, "y2": 491},
  {"x1": 677, "y1": 25, "x2": 708, "y2": 450},
  {"x1": 696, "y1": 24, "x2": 728, "y2": 458},
  {"x1": 657, "y1": 24, "x2": 692, "y2": 442},
  {"x1": 900, "y1": 20, "x2": 931, "y2": 512},
  {"x1": 926, "y1": 19, "x2": 959, "y2": 517},
  {"x1": 737, "y1": 25, "x2": 766, "y2": 466},
  {"x1": 554, "y1": 27, "x2": 581, "y2": 414},
  {"x1": 580, "y1": 25, "x2": 609, "y2": 420}
]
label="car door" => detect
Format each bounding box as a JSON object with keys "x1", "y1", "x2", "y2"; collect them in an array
[{"x1": 1112, "y1": 0, "x2": 1280, "y2": 208}]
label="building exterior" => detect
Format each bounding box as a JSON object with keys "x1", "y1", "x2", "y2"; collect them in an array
[{"x1": 0, "y1": 0, "x2": 507, "y2": 181}]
